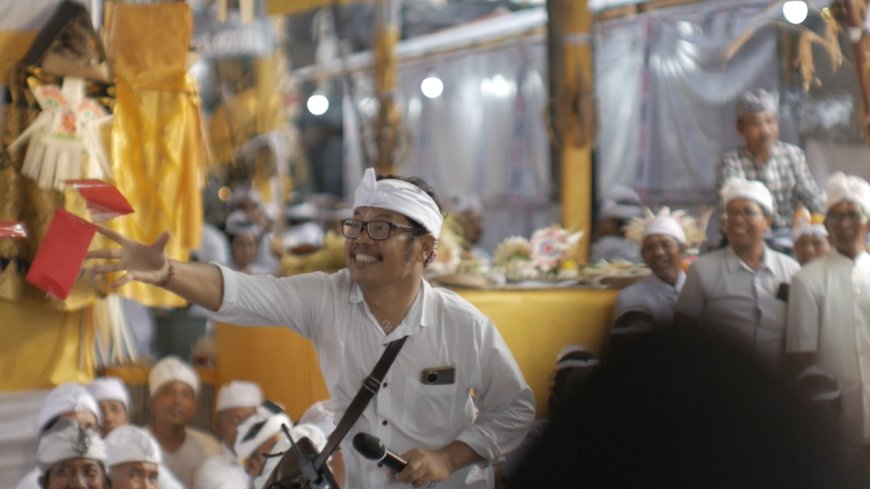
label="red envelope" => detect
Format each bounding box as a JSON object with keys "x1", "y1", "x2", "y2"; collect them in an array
[
  {"x1": 65, "y1": 179, "x2": 134, "y2": 222},
  {"x1": 26, "y1": 209, "x2": 97, "y2": 299}
]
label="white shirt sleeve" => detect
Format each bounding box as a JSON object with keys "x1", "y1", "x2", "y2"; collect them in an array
[
  {"x1": 675, "y1": 261, "x2": 705, "y2": 322},
  {"x1": 786, "y1": 269, "x2": 820, "y2": 353}
]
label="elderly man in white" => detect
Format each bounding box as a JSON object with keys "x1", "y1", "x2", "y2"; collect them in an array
[
  {"x1": 676, "y1": 177, "x2": 800, "y2": 367},
  {"x1": 87, "y1": 168, "x2": 535, "y2": 489},
  {"x1": 786, "y1": 172, "x2": 870, "y2": 474},
  {"x1": 613, "y1": 213, "x2": 687, "y2": 329}
]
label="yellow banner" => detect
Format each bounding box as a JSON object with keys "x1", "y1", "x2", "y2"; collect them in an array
[{"x1": 265, "y1": 0, "x2": 363, "y2": 17}]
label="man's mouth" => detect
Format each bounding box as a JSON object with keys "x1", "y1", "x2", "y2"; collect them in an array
[{"x1": 352, "y1": 250, "x2": 382, "y2": 263}]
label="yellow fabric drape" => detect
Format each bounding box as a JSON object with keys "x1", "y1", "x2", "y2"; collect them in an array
[
  {"x1": 103, "y1": 3, "x2": 205, "y2": 307},
  {"x1": 214, "y1": 288, "x2": 618, "y2": 419},
  {"x1": 0, "y1": 298, "x2": 95, "y2": 391}
]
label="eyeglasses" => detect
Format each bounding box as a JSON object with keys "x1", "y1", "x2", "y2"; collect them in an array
[
  {"x1": 826, "y1": 211, "x2": 866, "y2": 224},
  {"x1": 341, "y1": 219, "x2": 418, "y2": 241}
]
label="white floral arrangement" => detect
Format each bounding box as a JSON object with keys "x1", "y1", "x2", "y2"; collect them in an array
[
  {"x1": 427, "y1": 217, "x2": 464, "y2": 276},
  {"x1": 624, "y1": 206, "x2": 710, "y2": 253},
  {"x1": 492, "y1": 227, "x2": 584, "y2": 281}
]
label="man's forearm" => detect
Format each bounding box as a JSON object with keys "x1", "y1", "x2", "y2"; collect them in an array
[
  {"x1": 438, "y1": 441, "x2": 484, "y2": 474},
  {"x1": 162, "y1": 260, "x2": 225, "y2": 312}
]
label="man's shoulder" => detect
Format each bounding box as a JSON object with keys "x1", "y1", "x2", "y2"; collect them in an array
[
  {"x1": 185, "y1": 426, "x2": 222, "y2": 451},
  {"x1": 766, "y1": 248, "x2": 800, "y2": 274},
  {"x1": 425, "y1": 283, "x2": 489, "y2": 324}
]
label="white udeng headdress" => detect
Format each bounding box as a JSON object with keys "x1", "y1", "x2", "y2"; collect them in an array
[
  {"x1": 37, "y1": 419, "x2": 106, "y2": 474},
  {"x1": 104, "y1": 425, "x2": 161, "y2": 467},
  {"x1": 825, "y1": 172, "x2": 870, "y2": 217},
  {"x1": 352, "y1": 168, "x2": 443, "y2": 239},
  {"x1": 216, "y1": 380, "x2": 263, "y2": 412},
  {"x1": 720, "y1": 177, "x2": 775, "y2": 216}
]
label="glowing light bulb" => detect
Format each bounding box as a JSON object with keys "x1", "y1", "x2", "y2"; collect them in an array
[
  {"x1": 307, "y1": 93, "x2": 329, "y2": 116},
  {"x1": 421, "y1": 76, "x2": 444, "y2": 99},
  {"x1": 783, "y1": 0, "x2": 808, "y2": 24}
]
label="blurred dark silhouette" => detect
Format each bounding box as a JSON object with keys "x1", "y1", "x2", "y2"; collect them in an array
[{"x1": 506, "y1": 325, "x2": 854, "y2": 489}]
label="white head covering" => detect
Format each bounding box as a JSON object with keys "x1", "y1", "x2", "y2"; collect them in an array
[
  {"x1": 149, "y1": 356, "x2": 200, "y2": 398},
  {"x1": 104, "y1": 425, "x2": 161, "y2": 467},
  {"x1": 825, "y1": 171, "x2": 870, "y2": 217},
  {"x1": 642, "y1": 216, "x2": 686, "y2": 245},
  {"x1": 216, "y1": 381, "x2": 263, "y2": 412},
  {"x1": 87, "y1": 377, "x2": 130, "y2": 410},
  {"x1": 37, "y1": 383, "x2": 101, "y2": 432},
  {"x1": 298, "y1": 400, "x2": 337, "y2": 438},
  {"x1": 37, "y1": 419, "x2": 106, "y2": 474},
  {"x1": 234, "y1": 404, "x2": 294, "y2": 461},
  {"x1": 720, "y1": 177, "x2": 775, "y2": 216},
  {"x1": 736, "y1": 89, "x2": 777, "y2": 118},
  {"x1": 250, "y1": 424, "x2": 328, "y2": 489},
  {"x1": 352, "y1": 168, "x2": 443, "y2": 239}
]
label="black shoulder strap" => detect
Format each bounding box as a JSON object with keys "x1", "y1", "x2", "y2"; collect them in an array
[{"x1": 314, "y1": 335, "x2": 408, "y2": 469}]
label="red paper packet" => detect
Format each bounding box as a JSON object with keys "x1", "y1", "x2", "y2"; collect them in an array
[
  {"x1": 65, "y1": 179, "x2": 134, "y2": 222},
  {"x1": 26, "y1": 209, "x2": 97, "y2": 299}
]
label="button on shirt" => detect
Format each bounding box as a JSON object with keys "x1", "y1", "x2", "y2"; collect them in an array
[
  {"x1": 716, "y1": 140, "x2": 825, "y2": 230},
  {"x1": 675, "y1": 247, "x2": 800, "y2": 366},
  {"x1": 614, "y1": 271, "x2": 685, "y2": 326},
  {"x1": 209, "y1": 266, "x2": 536, "y2": 489},
  {"x1": 786, "y1": 250, "x2": 870, "y2": 446}
]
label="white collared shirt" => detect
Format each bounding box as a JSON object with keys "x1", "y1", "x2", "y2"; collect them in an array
[
  {"x1": 786, "y1": 250, "x2": 870, "y2": 445},
  {"x1": 210, "y1": 266, "x2": 535, "y2": 489},
  {"x1": 614, "y1": 271, "x2": 685, "y2": 326},
  {"x1": 675, "y1": 246, "x2": 800, "y2": 366}
]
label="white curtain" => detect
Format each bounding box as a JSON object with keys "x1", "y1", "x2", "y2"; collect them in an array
[
  {"x1": 0, "y1": 390, "x2": 47, "y2": 488},
  {"x1": 593, "y1": 0, "x2": 790, "y2": 208},
  {"x1": 345, "y1": 34, "x2": 554, "y2": 252}
]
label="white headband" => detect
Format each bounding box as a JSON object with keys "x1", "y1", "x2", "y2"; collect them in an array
[
  {"x1": 87, "y1": 377, "x2": 130, "y2": 410},
  {"x1": 643, "y1": 216, "x2": 686, "y2": 245},
  {"x1": 721, "y1": 177, "x2": 774, "y2": 216},
  {"x1": 37, "y1": 383, "x2": 101, "y2": 432},
  {"x1": 825, "y1": 172, "x2": 870, "y2": 217},
  {"x1": 149, "y1": 356, "x2": 200, "y2": 398},
  {"x1": 216, "y1": 381, "x2": 263, "y2": 412},
  {"x1": 235, "y1": 406, "x2": 293, "y2": 461},
  {"x1": 353, "y1": 168, "x2": 443, "y2": 239},
  {"x1": 37, "y1": 419, "x2": 106, "y2": 474},
  {"x1": 104, "y1": 425, "x2": 161, "y2": 467}
]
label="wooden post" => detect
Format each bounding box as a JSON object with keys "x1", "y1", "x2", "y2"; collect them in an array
[
  {"x1": 373, "y1": 0, "x2": 401, "y2": 175},
  {"x1": 549, "y1": 0, "x2": 594, "y2": 261}
]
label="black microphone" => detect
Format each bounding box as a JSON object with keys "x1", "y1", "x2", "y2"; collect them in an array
[{"x1": 352, "y1": 432, "x2": 408, "y2": 472}]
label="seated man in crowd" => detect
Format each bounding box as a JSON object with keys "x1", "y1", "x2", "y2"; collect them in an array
[
  {"x1": 104, "y1": 425, "x2": 163, "y2": 489},
  {"x1": 195, "y1": 380, "x2": 263, "y2": 489},
  {"x1": 36, "y1": 419, "x2": 108, "y2": 489},
  {"x1": 589, "y1": 185, "x2": 645, "y2": 264},
  {"x1": 715, "y1": 88, "x2": 825, "y2": 250},
  {"x1": 147, "y1": 356, "x2": 221, "y2": 488},
  {"x1": 89, "y1": 376, "x2": 184, "y2": 489},
  {"x1": 792, "y1": 212, "x2": 830, "y2": 266},
  {"x1": 15, "y1": 383, "x2": 101, "y2": 489},
  {"x1": 676, "y1": 177, "x2": 800, "y2": 367},
  {"x1": 613, "y1": 212, "x2": 687, "y2": 329},
  {"x1": 87, "y1": 377, "x2": 130, "y2": 438},
  {"x1": 787, "y1": 172, "x2": 870, "y2": 482}
]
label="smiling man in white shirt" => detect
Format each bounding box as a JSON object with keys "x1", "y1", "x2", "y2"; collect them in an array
[
  {"x1": 88, "y1": 168, "x2": 535, "y2": 489},
  {"x1": 676, "y1": 177, "x2": 800, "y2": 367},
  {"x1": 786, "y1": 172, "x2": 870, "y2": 478}
]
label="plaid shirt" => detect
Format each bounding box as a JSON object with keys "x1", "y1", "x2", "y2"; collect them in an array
[{"x1": 716, "y1": 141, "x2": 826, "y2": 230}]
